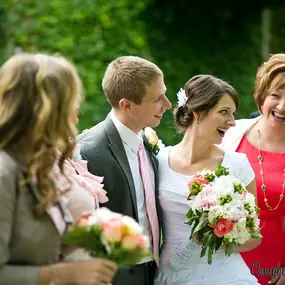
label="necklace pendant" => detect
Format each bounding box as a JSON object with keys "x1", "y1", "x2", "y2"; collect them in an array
[
  {"x1": 261, "y1": 184, "x2": 266, "y2": 191},
  {"x1": 280, "y1": 194, "x2": 284, "y2": 199},
  {"x1": 258, "y1": 155, "x2": 262, "y2": 161}
]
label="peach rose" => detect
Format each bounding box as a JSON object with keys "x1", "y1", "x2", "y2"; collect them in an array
[
  {"x1": 101, "y1": 217, "x2": 124, "y2": 242},
  {"x1": 212, "y1": 218, "x2": 234, "y2": 238},
  {"x1": 121, "y1": 234, "x2": 148, "y2": 250},
  {"x1": 144, "y1": 127, "x2": 159, "y2": 145}
]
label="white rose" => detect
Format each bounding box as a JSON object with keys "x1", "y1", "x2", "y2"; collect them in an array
[
  {"x1": 208, "y1": 205, "x2": 226, "y2": 223},
  {"x1": 212, "y1": 176, "x2": 236, "y2": 197},
  {"x1": 121, "y1": 216, "x2": 143, "y2": 235},
  {"x1": 87, "y1": 207, "x2": 121, "y2": 225}
]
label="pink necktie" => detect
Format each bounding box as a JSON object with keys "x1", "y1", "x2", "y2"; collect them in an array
[{"x1": 137, "y1": 143, "x2": 159, "y2": 266}]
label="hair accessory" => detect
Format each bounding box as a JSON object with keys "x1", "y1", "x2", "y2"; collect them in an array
[{"x1": 177, "y1": 88, "x2": 187, "y2": 107}]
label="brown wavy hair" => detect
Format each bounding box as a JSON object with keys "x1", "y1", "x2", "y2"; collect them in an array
[
  {"x1": 254, "y1": 53, "x2": 285, "y2": 113},
  {"x1": 0, "y1": 53, "x2": 82, "y2": 216},
  {"x1": 174, "y1": 74, "x2": 238, "y2": 133}
]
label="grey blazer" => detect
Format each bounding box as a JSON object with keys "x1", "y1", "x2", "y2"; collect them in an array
[
  {"x1": 79, "y1": 115, "x2": 162, "y2": 285},
  {"x1": 0, "y1": 148, "x2": 72, "y2": 285}
]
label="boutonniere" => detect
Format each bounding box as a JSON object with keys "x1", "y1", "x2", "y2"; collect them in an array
[{"x1": 143, "y1": 127, "x2": 165, "y2": 155}]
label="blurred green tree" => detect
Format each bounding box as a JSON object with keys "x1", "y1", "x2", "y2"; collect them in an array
[{"x1": 4, "y1": 0, "x2": 151, "y2": 131}]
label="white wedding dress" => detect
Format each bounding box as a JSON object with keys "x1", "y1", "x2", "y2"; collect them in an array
[{"x1": 154, "y1": 147, "x2": 260, "y2": 285}]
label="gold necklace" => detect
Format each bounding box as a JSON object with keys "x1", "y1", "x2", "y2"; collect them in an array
[{"x1": 257, "y1": 130, "x2": 285, "y2": 211}]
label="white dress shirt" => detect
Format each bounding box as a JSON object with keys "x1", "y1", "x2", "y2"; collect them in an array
[{"x1": 110, "y1": 110, "x2": 154, "y2": 263}]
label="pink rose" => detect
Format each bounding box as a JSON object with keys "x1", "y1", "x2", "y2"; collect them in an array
[
  {"x1": 121, "y1": 234, "x2": 147, "y2": 250},
  {"x1": 200, "y1": 187, "x2": 217, "y2": 208},
  {"x1": 101, "y1": 217, "x2": 124, "y2": 242},
  {"x1": 211, "y1": 218, "x2": 234, "y2": 238},
  {"x1": 144, "y1": 127, "x2": 159, "y2": 145}
]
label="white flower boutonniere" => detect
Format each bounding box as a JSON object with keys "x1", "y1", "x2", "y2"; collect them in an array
[{"x1": 143, "y1": 127, "x2": 165, "y2": 155}]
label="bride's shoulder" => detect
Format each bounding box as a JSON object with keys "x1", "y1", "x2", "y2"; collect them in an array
[
  {"x1": 157, "y1": 146, "x2": 172, "y2": 165},
  {"x1": 223, "y1": 151, "x2": 251, "y2": 172},
  {"x1": 157, "y1": 145, "x2": 171, "y2": 156},
  {"x1": 224, "y1": 150, "x2": 247, "y2": 161}
]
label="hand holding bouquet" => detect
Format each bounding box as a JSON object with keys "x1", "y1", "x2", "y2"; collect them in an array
[
  {"x1": 186, "y1": 165, "x2": 261, "y2": 264},
  {"x1": 64, "y1": 207, "x2": 151, "y2": 267}
]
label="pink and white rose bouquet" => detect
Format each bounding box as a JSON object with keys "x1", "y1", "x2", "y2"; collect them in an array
[
  {"x1": 186, "y1": 165, "x2": 261, "y2": 264},
  {"x1": 64, "y1": 207, "x2": 151, "y2": 267}
]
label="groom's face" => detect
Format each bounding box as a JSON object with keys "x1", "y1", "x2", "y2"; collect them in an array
[{"x1": 128, "y1": 78, "x2": 172, "y2": 132}]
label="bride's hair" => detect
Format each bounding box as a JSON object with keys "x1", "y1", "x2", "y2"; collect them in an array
[
  {"x1": 0, "y1": 53, "x2": 82, "y2": 216},
  {"x1": 174, "y1": 74, "x2": 238, "y2": 133}
]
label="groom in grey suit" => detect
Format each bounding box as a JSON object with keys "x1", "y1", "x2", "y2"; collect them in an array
[{"x1": 79, "y1": 56, "x2": 171, "y2": 285}]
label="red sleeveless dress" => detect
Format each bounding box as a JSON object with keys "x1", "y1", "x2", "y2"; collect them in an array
[{"x1": 237, "y1": 135, "x2": 285, "y2": 285}]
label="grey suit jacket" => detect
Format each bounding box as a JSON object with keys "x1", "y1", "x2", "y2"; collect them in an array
[
  {"x1": 79, "y1": 115, "x2": 162, "y2": 285},
  {"x1": 0, "y1": 148, "x2": 71, "y2": 285}
]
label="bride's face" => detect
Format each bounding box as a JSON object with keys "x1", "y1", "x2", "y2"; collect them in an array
[{"x1": 196, "y1": 95, "x2": 236, "y2": 144}]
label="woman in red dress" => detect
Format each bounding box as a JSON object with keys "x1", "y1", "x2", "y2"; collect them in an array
[{"x1": 222, "y1": 53, "x2": 285, "y2": 285}]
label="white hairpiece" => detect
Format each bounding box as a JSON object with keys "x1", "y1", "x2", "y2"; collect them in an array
[{"x1": 177, "y1": 88, "x2": 187, "y2": 107}]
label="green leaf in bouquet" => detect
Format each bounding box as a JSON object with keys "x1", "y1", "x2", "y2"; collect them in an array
[
  {"x1": 192, "y1": 217, "x2": 208, "y2": 236},
  {"x1": 106, "y1": 246, "x2": 151, "y2": 268},
  {"x1": 251, "y1": 231, "x2": 263, "y2": 239},
  {"x1": 200, "y1": 246, "x2": 207, "y2": 258},
  {"x1": 225, "y1": 243, "x2": 233, "y2": 257},
  {"x1": 215, "y1": 165, "x2": 229, "y2": 177},
  {"x1": 185, "y1": 215, "x2": 199, "y2": 225},
  {"x1": 190, "y1": 219, "x2": 200, "y2": 239},
  {"x1": 207, "y1": 244, "x2": 214, "y2": 265},
  {"x1": 202, "y1": 230, "x2": 213, "y2": 246},
  {"x1": 186, "y1": 208, "x2": 194, "y2": 219},
  {"x1": 63, "y1": 225, "x2": 105, "y2": 254},
  {"x1": 214, "y1": 236, "x2": 223, "y2": 251}
]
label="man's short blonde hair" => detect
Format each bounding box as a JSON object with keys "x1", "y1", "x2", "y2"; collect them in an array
[{"x1": 102, "y1": 56, "x2": 163, "y2": 107}]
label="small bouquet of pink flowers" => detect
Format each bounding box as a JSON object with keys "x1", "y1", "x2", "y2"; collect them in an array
[
  {"x1": 64, "y1": 207, "x2": 151, "y2": 267},
  {"x1": 186, "y1": 165, "x2": 261, "y2": 264}
]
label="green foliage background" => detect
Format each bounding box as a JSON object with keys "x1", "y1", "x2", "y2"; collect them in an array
[{"x1": 1, "y1": 0, "x2": 285, "y2": 145}]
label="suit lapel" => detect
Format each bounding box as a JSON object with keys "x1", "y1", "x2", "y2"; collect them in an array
[{"x1": 104, "y1": 116, "x2": 139, "y2": 220}]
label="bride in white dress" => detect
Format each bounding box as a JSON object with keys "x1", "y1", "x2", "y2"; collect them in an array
[{"x1": 154, "y1": 75, "x2": 261, "y2": 285}]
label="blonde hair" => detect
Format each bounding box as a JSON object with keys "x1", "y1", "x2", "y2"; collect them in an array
[
  {"x1": 0, "y1": 53, "x2": 82, "y2": 216},
  {"x1": 102, "y1": 56, "x2": 163, "y2": 107},
  {"x1": 254, "y1": 53, "x2": 285, "y2": 112}
]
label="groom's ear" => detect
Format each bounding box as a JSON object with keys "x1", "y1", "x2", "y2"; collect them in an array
[{"x1": 119, "y1": 98, "x2": 131, "y2": 112}]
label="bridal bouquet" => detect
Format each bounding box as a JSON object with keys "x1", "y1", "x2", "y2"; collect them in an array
[
  {"x1": 186, "y1": 165, "x2": 261, "y2": 264},
  {"x1": 63, "y1": 208, "x2": 151, "y2": 267}
]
